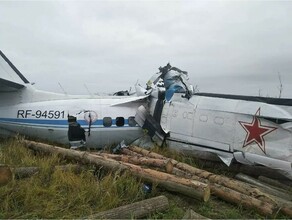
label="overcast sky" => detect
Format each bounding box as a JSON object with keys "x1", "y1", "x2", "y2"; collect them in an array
[{"x1": 1, "y1": 1, "x2": 292, "y2": 97}]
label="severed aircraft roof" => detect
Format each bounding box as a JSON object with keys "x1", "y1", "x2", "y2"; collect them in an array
[{"x1": 195, "y1": 92, "x2": 292, "y2": 106}]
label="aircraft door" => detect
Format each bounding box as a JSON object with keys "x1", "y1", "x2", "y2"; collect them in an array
[
  {"x1": 161, "y1": 102, "x2": 194, "y2": 137},
  {"x1": 192, "y1": 109, "x2": 235, "y2": 152},
  {"x1": 67, "y1": 107, "x2": 99, "y2": 148},
  {"x1": 160, "y1": 102, "x2": 171, "y2": 133}
]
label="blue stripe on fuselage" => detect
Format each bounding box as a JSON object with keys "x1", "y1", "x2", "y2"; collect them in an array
[{"x1": 0, "y1": 118, "x2": 132, "y2": 128}]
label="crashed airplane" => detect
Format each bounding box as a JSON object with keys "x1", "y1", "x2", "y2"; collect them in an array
[{"x1": 0, "y1": 50, "x2": 292, "y2": 179}]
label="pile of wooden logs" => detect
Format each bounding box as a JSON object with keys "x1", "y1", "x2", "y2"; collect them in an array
[
  {"x1": 119, "y1": 146, "x2": 292, "y2": 217},
  {"x1": 3, "y1": 140, "x2": 292, "y2": 218}
]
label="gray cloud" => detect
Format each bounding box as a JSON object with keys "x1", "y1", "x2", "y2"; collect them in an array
[{"x1": 0, "y1": 1, "x2": 292, "y2": 97}]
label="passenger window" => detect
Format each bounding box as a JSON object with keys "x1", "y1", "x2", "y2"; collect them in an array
[
  {"x1": 128, "y1": 116, "x2": 137, "y2": 127},
  {"x1": 103, "y1": 117, "x2": 112, "y2": 127},
  {"x1": 116, "y1": 117, "x2": 124, "y2": 127}
]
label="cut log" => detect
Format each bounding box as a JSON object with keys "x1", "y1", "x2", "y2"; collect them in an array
[
  {"x1": 210, "y1": 183, "x2": 276, "y2": 216},
  {"x1": 1, "y1": 164, "x2": 85, "y2": 184},
  {"x1": 281, "y1": 206, "x2": 292, "y2": 217},
  {"x1": 23, "y1": 140, "x2": 128, "y2": 171},
  {"x1": 132, "y1": 166, "x2": 210, "y2": 202},
  {"x1": 127, "y1": 146, "x2": 165, "y2": 160},
  {"x1": 22, "y1": 140, "x2": 210, "y2": 201},
  {"x1": 182, "y1": 208, "x2": 210, "y2": 219},
  {"x1": 88, "y1": 195, "x2": 169, "y2": 219},
  {"x1": 13, "y1": 167, "x2": 39, "y2": 179},
  {"x1": 235, "y1": 173, "x2": 292, "y2": 217},
  {"x1": 235, "y1": 173, "x2": 292, "y2": 201},
  {"x1": 196, "y1": 159, "x2": 288, "y2": 180},
  {"x1": 279, "y1": 180, "x2": 292, "y2": 187},
  {"x1": 172, "y1": 167, "x2": 192, "y2": 179},
  {"x1": 258, "y1": 176, "x2": 292, "y2": 192},
  {"x1": 121, "y1": 148, "x2": 144, "y2": 157},
  {"x1": 13, "y1": 164, "x2": 84, "y2": 179},
  {"x1": 95, "y1": 153, "x2": 174, "y2": 173},
  {"x1": 165, "y1": 159, "x2": 174, "y2": 174},
  {"x1": 0, "y1": 165, "x2": 13, "y2": 186}
]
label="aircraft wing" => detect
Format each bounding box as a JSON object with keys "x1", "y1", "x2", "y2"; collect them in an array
[
  {"x1": 0, "y1": 50, "x2": 29, "y2": 92},
  {"x1": 110, "y1": 95, "x2": 149, "y2": 106},
  {"x1": 0, "y1": 78, "x2": 25, "y2": 92}
]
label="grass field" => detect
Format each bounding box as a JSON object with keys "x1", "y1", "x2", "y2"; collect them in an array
[{"x1": 0, "y1": 138, "x2": 286, "y2": 219}]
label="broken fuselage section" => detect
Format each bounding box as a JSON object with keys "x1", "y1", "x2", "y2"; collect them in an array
[{"x1": 137, "y1": 64, "x2": 292, "y2": 179}]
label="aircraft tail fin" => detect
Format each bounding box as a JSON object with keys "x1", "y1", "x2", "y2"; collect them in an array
[{"x1": 0, "y1": 50, "x2": 29, "y2": 92}]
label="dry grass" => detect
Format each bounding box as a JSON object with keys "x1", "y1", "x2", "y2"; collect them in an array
[{"x1": 0, "y1": 138, "x2": 145, "y2": 219}]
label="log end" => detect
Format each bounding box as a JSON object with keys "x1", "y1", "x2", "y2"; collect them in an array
[
  {"x1": 0, "y1": 165, "x2": 13, "y2": 186},
  {"x1": 281, "y1": 206, "x2": 292, "y2": 218},
  {"x1": 165, "y1": 160, "x2": 174, "y2": 174},
  {"x1": 203, "y1": 185, "x2": 211, "y2": 202}
]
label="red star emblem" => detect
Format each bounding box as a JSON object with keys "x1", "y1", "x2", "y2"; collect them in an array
[{"x1": 239, "y1": 108, "x2": 277, "y2": 154}]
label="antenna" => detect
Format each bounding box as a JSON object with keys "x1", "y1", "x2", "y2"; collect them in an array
[
  {"x1": 84, "y1": 83, "x2": 93, "y2": 96},
  {"x1": 58, "y1": 82, "x2": 67, "y2": 95}
]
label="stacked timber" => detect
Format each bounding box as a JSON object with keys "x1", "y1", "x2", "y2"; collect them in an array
[
  {"x1": 21, "y1": 140, "x2": 210, "y2": 202},
  {"x1": 123, "y1": 146, "x2": 292, "y2": 217},
  {"x1": 16, "y1": 140, "x2": 292, "y2": 218}
]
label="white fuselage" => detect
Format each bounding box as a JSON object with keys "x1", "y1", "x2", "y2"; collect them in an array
[
  {"x1": 0, "y1": 86, "x2": 145, "y2": 148},
  {"x1": 149, "y1": 93, "x2": 292, "y2": 178}
]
